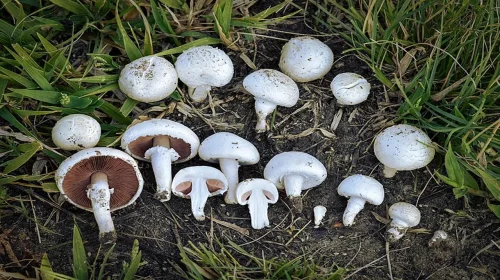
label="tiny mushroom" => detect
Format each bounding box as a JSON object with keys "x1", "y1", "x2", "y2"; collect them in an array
[
  {"x1": 243, "y1": 69, "x2": 299, "y2": 133},
  {"x1": 198, "y1": 132, "x2": 260, "y2": 204},
  {"x1": 313, "y1": 205, "x2": 327, "y2": 228},
  {"x1": 175, "y1": 46, "x2": 234, "y2": 102},
  {"x1": 236, "y1": 179, "x2": 279, "y2": 230},
  {"x1": 337, "y1": 174, "x2": 385, "y2": 226},
  {"x1": 330, "y1": 73, "x2": 371, "y2": 105},
  {"x1": 279, "y1": 36, "x2": 334, "y2": 82},
  {"x1": 428, "y1": 230, "x2": 449, "y2": 247},
  {"x1": 386, "y1": 202, "x2": 421, "y2": 242},
  {"x1": 264, "y1": 151, "x2": 327, "y2": 212},
  {"x1": 118, "y1": 55, "x2": 178, "y2": 102},
  {"x1": 171, "y1": 166, "x2": 228, "y2": 221},
  {"x1": 52, "y1": 114, "x2": 101, "y2": 150},
  {"x1": 121, "y1": 119, "x2": 199, "y2": 202},
  {"x1": 55, "y1": 147, "x2": 143, "y2": 243},
  {"x1": 374, "y1": 124, "x2": 435, "y2": 178}
]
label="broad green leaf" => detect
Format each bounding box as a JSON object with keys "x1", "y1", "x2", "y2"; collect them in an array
[
  {"x1": 39, "y1": 253, "x2": 55, "y2": 280},
  {"x1": 115, "y1": 4, "x2": 142, "y2": 61},
  {"x1": 444, "y1": 144, "x2": 465, "y2": 187},
  {"x1": 170, "y1": 91, "x2": 181, "y2": 101},
  {"x1": 72, "y1": 224, "x2": 88, "y2": 280},
  {"x1": 61, "y1": 95, "x2": 94, "y2": 109},
  {"x1": 99, "y1": 101, "x2": 131, "y2": 125},
  {"x1": 42, "y1": 182, "x2": 59, "y2": 193},
  {"x1": 156, "y1": 37, "x2": 221, "y2": 56},
  {"x1": 11, "y1": 109, "x2": 58, "y2": 117},
  {"x1": 74, "y1": 83, "x2": 119, "y2": 97},
  {"x1": 123, "y1": 240, "x2": 142, "y2": 280},
  {"x1": 0, "y1": 0, "x2": 26, "y2": 22},
  {"x1": 49, "y1": 0, "x2": 93, "y2": 18},
  {"x1": 10, "y1": 89, "x2": 62, "y2": 104},
  {"x1": 3, "y1": 142, "x2": 42, "y2": 174},
  {"x1": 487, "y1": 201, "x2": 500, "y2": 218},
  {"x1": 0, "y1": 66, "x2": 37, "y2": 88},
  {"x1": 120, "y1": 98, "x2": 138, "y2": 116},
  {"x1": 0, "y1": 107, "x2": 35, "y2": 137},
  {"x1": 475, "y1": 168, "x2": 500, "y2": 201}
]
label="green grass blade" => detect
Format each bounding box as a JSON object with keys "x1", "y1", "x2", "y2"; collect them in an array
[
  {"x1": 115, "y1": 4, "x2": 142, "y2": 61},
  {"x1": 98, "y1": 101, "x2": 132, "y2": 125},
  {"x1": 10, "y1": 89, "x2": 62, "y2": 104},
  {"x1": 48, "y1": 0, "x2": 93, "y2": 18},
  {"x1": 6, "y1": 48, "x2": 54, "y2": 91},
  {"x1": 68, "y1": 75, "x2": 119, "y2": 83},
  {"x1": 0, "y1": 107, "x2": 35, "y2": 137},
  {"x1": 2, "y1": 142, "x2": 42, "y2": 174},
  {"x1": 120, "y1": 98, "x2": 138, "y2": 116},
  {"x1": 72, "y1": 224, "x2": 88, "y2": 280},
  {"x1": 156, "y1": 37, "x2": 221, "y2": 56},
  {"x1": 150, "y1": 0, "x2": 181, "y2": 46}
]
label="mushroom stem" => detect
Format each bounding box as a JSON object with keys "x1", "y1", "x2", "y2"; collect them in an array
[
  {"x1": 386, "y1": 220, "x2": 408, "y2": 242},
  {"x1": 219, "y1": 158, "x2": 240, "y2": 204},
  {"x1": 254, "y1": 99, "x2": 277, "y2": 133},
  {"x1": 188, "y1": 85, "x2": 211, "y2": 103},
  {"x1": 189, "y1": 178, "x2": 211, "y2": 221},
  {"x1": 342, "y1": 196, "x2": 367, "y2": 226},
  {"x1": 383, "y1": 165, "x2": 397, "y2": 178},
  {"x1": 283, "y1": 174, "x2": 305, "y2": 213},
  {"x1": 87, "y1": 172, "x2": 116, "y2": 244},
  {"x1": 247, "y1": 191, "x2": 271, "y2": 229},
  {"x1": 145, "y1": 136, "x2": 180, "y2": 202}
]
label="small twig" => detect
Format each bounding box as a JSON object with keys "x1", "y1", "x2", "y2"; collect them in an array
[
  {"x1": 345, "y1": 246, "x2": 410, "y2": 279},
  {"x1": 29, "y1": 195, "x2": 41, "y2": 244},
  {"x1": 285, "y1": 221, "x2": 312, "y2": 246},
  {"x1": 345, "y1": 242, "x2": 362, "y2": 267},
  {"x1": 386, "y1": 241, "x2": 394, "y2": 280}
]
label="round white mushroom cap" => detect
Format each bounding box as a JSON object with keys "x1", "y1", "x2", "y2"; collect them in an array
[
  {"x1": 118, "y1": 55, "x2": 178, "y2": 102},
  {"x1": 330, "y1": 73, "x2": 371, "y2": 105},
  {"x1": 198, "y1": 132, "x2": 260, "y2": 165},
  {"x1": 374, "y1": 124, "x2": 435, "y2": 171},
  {"x1": 243, "y1": 69, "x2": 299, "y2": 108},
  {"x1": 52, "y1": 114, "x2": 101, "y2": 150},
  {"x1": 279, "y1": 36, "x2": 334, "y2": 82},
  {"x1": 389, "y1": 202, "x2": 421, "y2": 228},
  {"x1": 337, "y1": 174, "x2": 384, "y2": 205}
]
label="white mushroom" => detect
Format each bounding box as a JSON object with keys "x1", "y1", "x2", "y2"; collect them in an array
[
  {"x1": 313, "y1": 205, "x2": 327, "y2": 228},
  {"x1": 52, "y1": 114, "x2": 101, "y2": 150},
  {"x1": 198, "y1": 132, "x2": 260, "y2": 204},
  {"x1": 428, "y1": 230, "x2": 449, "y2": 247},
  {"x1": 171, "y1": 166, "x2": 228, "y2": 221},
  {"x1": 264, "y1": 151, "x2": 327, "y2": 212},
  {"x1": 374, "y1": 124, "x2": 435, "y2": 178},
  {"x1": 330, "y1": 73, "x2": 371, "y2": 105},
  {"x1": 337, "y1": 174, "x2": 384, "y2": 226},
  {"x1": 118, "y1": 55, "x2": 178, "y2": 102},
  {"x1": 121, "y1": 119, "x2": 199, "y2": 202},
  {"x1": 279, "y1": 36, "x2": 334, "y2": 82},
  {"x1": 175, "y1": 46, "x2": 234, "y2": 102},
  {"x1": 386, "y1": 202, "x2": 421, "y2": 242},
  {"x1": 243, "y1": 69, "x2": 299, "y2": 133},
  {"x1": 236, "y1": 179, "x2": 279, "y2": 229}
]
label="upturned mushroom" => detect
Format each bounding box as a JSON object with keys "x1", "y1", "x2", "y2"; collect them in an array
[
  {"x1": 330, "y1": 73, "x2": 371, "y2": 105},
  {"x1": 175, "y1": 46, "x2": 234, "y2": 102},
  {"x1": 198, "y1": 132, "x2": 260, "y2": 204},
  {"x1": 55, "y1": 147, "x2": 143, "y2": 243},
  {"x1": 236, "y1": 179, "x2": 279, "y2": 229},
  {"x1": 264, "y1": 151, "x2": 327, "y2": 212},
  {"x1": 243, "y1": 69, "x2": 299, "y2": 133},
  {"x1": 313, "y1": 205, "x2": 327, "y2": 228},
  {"x1": 279, "y1": 36, "x2": 334, "y2": 83},
  {"x1": 118, "y1": 55, "x2": 178, "y2": 102},
  {"x1": 386, "y1": 202, "x2": 421, "y2": 242},
  {"x1": 171, "y1": 166, "x2": 228, "y2": 221},
  {"x1": 337, "y1": 174, "x2": 385, "y2": 226},
  {"x1": 52, "y1": 114, "x2": 101, "y2": 150},
  {"x1": 374, "y1": 124, "x2": 435, "y2": 178},
  {"x1": 121, "y1": 119, "x2": 199, "y2": 202}
]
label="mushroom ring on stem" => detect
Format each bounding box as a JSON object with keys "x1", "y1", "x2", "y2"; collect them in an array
[
  {"x1": 171, "y1": 166, "x2": 228, "y2": 221},
  {"x1": 121, "y1": 119, "x2": 200, "y2": 202},
  {"x1": 198, "y1": 132, "x2": 260, "y2": 204},
  {"x1": 264, "y1": 151, "x2": 327, "y2": 212},
  {"x1": 337, "y1": 174, "x2": 384, "y2": 226},
  {"x1": 386, "y1": 202, "x2": 421, "y2": 242},
  {"x1": 236, "y1": 179, "x2": 279, "y2": 230},
  {"x1": 55, "y1": 148, "x2": 143, "y2": 244},
  {"x1": 330, "y1": 73, "x2": 371, "y2": 105},
  {"x1": 52, "y1": 114, "x2": 101, "y2": 151}
]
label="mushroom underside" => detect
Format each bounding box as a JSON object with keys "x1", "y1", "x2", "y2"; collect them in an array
[{"x1": 128, "y1": 135, "x2": 191, "y2": 160}]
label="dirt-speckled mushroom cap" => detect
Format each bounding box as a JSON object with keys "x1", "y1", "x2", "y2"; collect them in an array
[
  {"x1": 55, "y1": 147, "x2": 143, "y2": 212},
  {"x1": 337, "y1": 174, "x2": 384, "y2": 205},
  {"x1": 243, "y1": 69, "x2": 299, "y2": 107},
  {"x1": 264, "y1": 151, "x2": 327, "y2": 191},
  {"x1": 374, "y1": 124, "x2": 435, "y2": 171},
  {"x1": 171, "y1": 166, "x2": 228, "y2": 198},
  {"x1": 330, "y1": 73, "x2": 371, "y2": 105},
  {"x1": 198, "y1": 132, "x2": 260, "y2": 165},
  {"x1": 51, "y1": 114, "x2": 101, "y2": 151},
  {"x1": 388, "y1": 202, "x2": 421, "y2": 227},
  {"x1": 121, "y1": 119, "x2": 200, "y2": 162}
]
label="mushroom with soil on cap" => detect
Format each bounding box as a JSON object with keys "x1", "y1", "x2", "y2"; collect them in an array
[
  {"x1": 279, "y1": 36, "x2": 334, "y2": 83},
  {"x1": 52, "y1": 114, "x2": 101, "y2": 151},
  {"x1": 175, "y1": 46, "x2": 234, "y2": 103},
  {"x1": 374, "y1": 124, "x2": 435, "y2": 178},
  {"x1": 243, "y1": 69, "x2": 299, "y2": 133},
  {"x1": 337, "y1": 174, "x2": 385, "y2": 226},
  {"x1": 198, "y1": 132, "x2": 260, "y2": 204},
  {"x1": 55, "y1": 147, "x2": 143, "y2": 244},
  {"x1": 121, "y1": 119, "x2": 199, "y2": 202},
  {"x1": 330, "y1": 73, "x2": 371, "y2": 105},
  {"x1": 264, "y1": 151, "x2": 327, "y2": 212},
  {"x1": 171, "y1": 166, "x2": 228, "y2": 221},
  {"x1": 386, "y1": 202, "x2": 421, "y2": 242},
  {"x1": 118, "y1": 55, "x2": 178, "y2": 102},
  {"x1": 236, "y1": 179, "x2": 279, "y2": 229}
]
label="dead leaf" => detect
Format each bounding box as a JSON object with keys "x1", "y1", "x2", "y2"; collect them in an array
[{"x1": 208, "y1": 217, "x2": 249, "y2": 236}]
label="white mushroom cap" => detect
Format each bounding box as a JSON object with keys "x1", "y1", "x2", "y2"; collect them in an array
[
  {"x1": 330, "y1": 73, "x2": 371, "y2": 105},
  {"x1": 387, "y1": 202, "x2": 421, "y2": 242},
  {"x1": 52, "y1": 114, "x2": 101, "y2": 150},
  {"x1": 374, "y1": 124, "x2": 435, "y2": 177},
  {"x1": 243, "y1": 69, "x2": 299, "y2": 107},
  {"x1": 198, "y1": 132, "x2": 259, "y2": 165},
  {"x1": 236, "y1": 178, "x2": 279, "y2": 229},
  {"x1": 279, "y1": 36, "x2": 334, "y2": 82},
  {"x1": 118, "y1": 55, "x2": 178, "y2": 102},
  {"x1": 337, "y1": 174, "x2": 384, "y2": 205}
]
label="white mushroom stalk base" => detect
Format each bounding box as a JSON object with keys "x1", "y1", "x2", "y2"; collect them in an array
[
  {"x1": 87, "y1": 172, "x2": 116, "y2": 244},
  {"x1": 386, "y1": 221, "x2": 409, "y2": 242},
  {"x1": 188, "y1": 85, "x2": 212, "y2": 103},
  {"x1": 247, "y1": 191, "x2": 271, "y2": 229},
  {"x1": 283, "y1": 174, "x2": 305, "y2": 212},
  {"x1": 383, "y1": 165, "x2": 398, "y2": 178},
  {"x1": 342, "y1": 197, "x2": 367, "y2": 226},
  {"x1": 254, "y1": 99, "x2": 277, "y2": 133},
  {"x1": 219, "y1": 158, "x2": 240, "y2": 204},
  {"x1": 189, "y1": 178, "x2": 211, "y2": 221}
]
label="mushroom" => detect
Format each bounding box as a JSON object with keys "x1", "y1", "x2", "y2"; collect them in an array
[
  {"x1": 337, "y1": 174, "x2": 385, "y2": 226},
  {"x1": 386, "y1": 202, "x2": 421, "y2": 242},
  {"x1": 330, "y1": 73, "x2": 371, "y2": 105},
  {"x1": 52, "y1": 114, "x2": 101, "y2": 150},
  {"x1": 374, "y1": 124, "x2": 435, "y2": 178},
  {"x1": 428, "y1": 230, "x2": 449, "y2": 247},
  {"x1": 279, "y1": 36, "x2": 334, "y2": 82},
  {"x1": 171, "y1": 166, "x2": 228, "y2": 221},
  {"x1": 243, "y1": 69, "x2": 299, "y2": 133},
  {"x1": 236, "y1": 179, "x2": 279, "y2": 229},
  {"x1": 118, "y1": 55, "x2": 178, "y2": 102},
  {"x1": 264, "y1": 151, "x2": 327, "y2": 212},
  {"x1": 121, "y1": 119, "x2": 199, "y2": 202},
  {"x1": 55, "y1": 147, "x2": 143, "y2": 243},
  {"x1": 313, "y1": 205, "x2": 327, "y2": 228},
  {"x1": 175, "y1": 46, "x2": 234, "y2": 102},
  {"x1": 198, "y1": 132, "x2": 260, "y2": 204}
]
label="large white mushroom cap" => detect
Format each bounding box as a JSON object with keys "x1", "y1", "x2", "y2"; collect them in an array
[
  {"x1": 52, "y1": 114, "x2": 101, "y2": 150},
  {"x1": 337, "y1": 174, "x2": 385, "y2": 205},
  {"x1": 330, "y1": 73, "x2": 371, "y2": 105},
  {"x1": 387, "y1": 202, "x2": 421, "y2": 241},
  {"x1": 198, "y1": 132, "x2": 260, "y2": 165},
  {"x1": 279, "y1": 36, "x2": 334, "y2": 82},
  {"x1": 243, "y1": 69, "x2": 299, "y2": 108}
]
